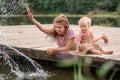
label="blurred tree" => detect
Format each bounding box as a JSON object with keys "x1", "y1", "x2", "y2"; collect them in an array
[
  {"x1": 116, "y1": 4, "x2": 120, "y2": 14},
  {"x1": 109, "y1": 0, "x2": 120, "y2": 12},
  {"x1": 0, "y1": 0, "x2": 120, "y2": 14},
  {"x1": 0, "y1": 0, "x2": 21, "y2": 14},
  {"x1": 43, "y1": 0, "x2": 52, "y2": 13}
]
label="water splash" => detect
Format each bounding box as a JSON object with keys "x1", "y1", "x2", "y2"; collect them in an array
[
  {"x1": 0, "y1": 0, "x2": 51, "y2": 79},
  {"x1": 0, "y1": 29, "x2": 50, "y2": 79}
]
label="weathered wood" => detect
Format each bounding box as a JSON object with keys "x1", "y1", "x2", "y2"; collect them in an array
[{"x1": 0, "y1": 24, "x2": 120, "y2": 69}]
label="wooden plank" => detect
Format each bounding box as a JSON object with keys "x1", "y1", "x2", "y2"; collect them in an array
[{"x1": 0, "y1": 25, "x2": 120, "y2": 69}]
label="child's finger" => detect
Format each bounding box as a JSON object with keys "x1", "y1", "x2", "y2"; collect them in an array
[
  {"x1": 26, "y1": 7, "x2": 30, "y2": 13},
  {"x1": 46, "y1": 49, "x2": 51, "y2": 55}
]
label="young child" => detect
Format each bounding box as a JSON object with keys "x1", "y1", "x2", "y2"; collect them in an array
[
  {"x1": 75, "y1": 16, "x2": 113, "y2": 54},
  {"x1": 26, "y1": 7, "x2": 75, "y2": 55}
]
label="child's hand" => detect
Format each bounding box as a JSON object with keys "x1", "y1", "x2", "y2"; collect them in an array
[
  {"x1": 26, "y1": 7, "x2": 34, "y2": 21},
  {"x1": 46, "y1": 48, "x2": 55, "y2": 55},
  {"x1": 76, "y1": 50, "x2": 80, "y2": 54}
]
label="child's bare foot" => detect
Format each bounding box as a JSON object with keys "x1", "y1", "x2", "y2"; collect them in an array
[
  {"x1": 102, "y1": 33, "x2": 109, "y2": 44},
  {"x1": 104, "y1": 50, "x2": 113, "y2": 54}
]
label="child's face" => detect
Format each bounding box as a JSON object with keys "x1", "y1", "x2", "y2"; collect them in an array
[
  {"x1": 54, "y1": 23, "x2": 65, "y2": 36},
  {"x1": 79, "y1": 22, "x2": 89, "y2": 33}
]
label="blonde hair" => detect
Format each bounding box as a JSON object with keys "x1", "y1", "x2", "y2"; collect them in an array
[{"x1": 78, "y1": 16, "x2": 91, "y2": 27}]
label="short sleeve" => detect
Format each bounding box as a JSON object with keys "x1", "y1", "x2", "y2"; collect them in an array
[
  {"x1": 74, "y1": 34, "x2": 81, "y2": 44},
  {"x1": 66, "y1": 28, "x2": 75, "y2": 39},
  {"x1": 55, "y1": 28, "x2": 75, "y2": 47}
]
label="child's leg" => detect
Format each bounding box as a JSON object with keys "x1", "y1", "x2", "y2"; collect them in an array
[
  {"x1": 89, "y1": 49, "x2": 103, "y2": 55},
  {"x1": 104, "y1": 50, "x2": 113, "y2": 54},
  {"x1": 94, "y1": 33, "x2": 108, "y2": 44},
  {"x1": 99, "y1": 45, "x2": 113, "y2": 54}
]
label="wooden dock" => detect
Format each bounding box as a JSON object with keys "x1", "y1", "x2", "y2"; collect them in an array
[{"x1": 0, "y1": 24, "x2": 120, "y2": 69}]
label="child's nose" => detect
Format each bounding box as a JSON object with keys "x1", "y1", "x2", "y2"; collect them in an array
[{"x1": 56, "y1": 28, "x2": 59, "y2": 31}]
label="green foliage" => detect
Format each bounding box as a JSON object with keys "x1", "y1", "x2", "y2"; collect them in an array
[
  {"x1": 20, "y1": 3, "x2": 29, "y2": 14},
  {"x1": 0, "y1": 0, "x2": 1, "y2": 5},
  {"x1": 0, "y1": 0, "x2": 120, "y2": 14},
  {"x1": 56, "y1": 58, "x2": 76, "y2": 67},
  {"x1": 96, "y1": 61, "x2": 115, "y2": 78},
  {"x1": 96, "y1": 0, "x2": 113, "y2": 11},
  {"x1": 57, "y1": 56, "x2": 93, "y2": 80},
  {"x1": 57, "y1": 56, "x2": 116, "y2": 80},
  {"x1": 99, "y1": 20, "x2": 113, "y2": 27},
  {"x1": 26, "y1": 0, "x2": 120, "y2": 14},
  {"x1": 110, "y1": 0, "x2": 120, "y2": 11},
  {"x1": 116, "y1": 4, "x2": 120, "y2": 14},
  {"x1": 116, "y1": 18, "x2": 120, "y2": 27},
  {"x1": 92, "y1": 17, "x2": 115, "y2": 27},
  {"x1": 109, "y1": 69, "x2": 117, "y2": 80},
  {"x1": 84, "y1": 57, "x2": 93, "y2": 66},
  {"x1": 44, "y1": 0, "x2": 51, "y2": 12}
]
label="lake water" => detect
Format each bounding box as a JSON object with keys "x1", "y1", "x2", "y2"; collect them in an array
[
  {"x1": 0, "y1": 56, "x2": 120, "y2": 80},
  {"x1": 0, "y1": 56, "x2": 74, "y2": 80}
]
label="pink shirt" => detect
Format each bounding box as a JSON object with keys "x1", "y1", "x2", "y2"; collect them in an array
[
  {"x1": 55, "y1": 28, "x2": 75, "y2": 47},
  {"x1": 74, "y1": 29, "x2": 92, "y2": 44}
]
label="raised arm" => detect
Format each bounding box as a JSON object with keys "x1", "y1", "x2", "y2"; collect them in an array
[{"x1": 26, "y1": 7, "x2": 52, "y2": 34}]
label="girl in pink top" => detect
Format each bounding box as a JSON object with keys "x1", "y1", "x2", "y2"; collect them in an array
[
  {"x1": 26, "y1": 7, "x2": 75, "y2": 55},
  {"x1": 56, "y1": 28, "x2": 75, "y2": 47},
  {"x1": 75, "y1": 16, "x2": 113, "y2": 54}
]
